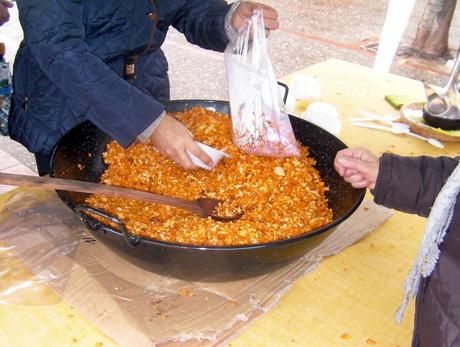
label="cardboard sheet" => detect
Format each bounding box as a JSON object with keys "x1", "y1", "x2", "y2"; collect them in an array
[{"x1": 0, "y1": 189, "x2": 392, "y2": 346}]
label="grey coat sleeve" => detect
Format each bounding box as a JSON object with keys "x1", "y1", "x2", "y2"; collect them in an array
[{"x1": 372, "y1": 153, "x2": 460, "y2": 217}]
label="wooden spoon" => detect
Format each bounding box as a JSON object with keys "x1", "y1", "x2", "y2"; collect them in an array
[{"x1": 0, "y1": 172, "x2": 242, "y2": 222}]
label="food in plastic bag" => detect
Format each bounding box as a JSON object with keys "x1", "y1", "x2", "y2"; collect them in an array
[{"x1": 224, "y1": 10, "x2": 300, "y2": 157}]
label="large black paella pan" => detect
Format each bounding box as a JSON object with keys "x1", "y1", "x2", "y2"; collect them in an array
[{"x1": 50, "y1": 100, "x2": 365, "y2": 281}]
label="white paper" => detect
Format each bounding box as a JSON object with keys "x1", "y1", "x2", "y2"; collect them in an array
[{"x1": 187, "y1": 141, "x2": 230, "y2": 170}]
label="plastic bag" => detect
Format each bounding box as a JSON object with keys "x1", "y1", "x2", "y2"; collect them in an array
[{"x1": 224, "y1": 10, "x2": 300, "y2": 157}]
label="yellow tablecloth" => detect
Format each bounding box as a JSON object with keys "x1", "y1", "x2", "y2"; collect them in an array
[{"x1": 1, "y1": 59, "x2": 459, "y2": 347}]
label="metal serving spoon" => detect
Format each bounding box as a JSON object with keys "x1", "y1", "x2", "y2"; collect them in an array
[
  {"x1": 422, "y1": 45, "x2": 460, "y2": 130},
  {"x1": 0, "y1": 172, "x2": 243, "y2": 222}
]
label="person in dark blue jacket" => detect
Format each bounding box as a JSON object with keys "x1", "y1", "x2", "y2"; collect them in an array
[{"x1": 9, "y1": 0, "x2": 279, "y2": 175}]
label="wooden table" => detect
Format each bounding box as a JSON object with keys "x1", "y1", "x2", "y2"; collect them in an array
[{"x1": 1, "y1": 59, "x2": 459, "y2": 347}]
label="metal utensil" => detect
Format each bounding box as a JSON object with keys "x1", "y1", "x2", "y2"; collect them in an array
[
  {"x1": 422, "y1": 46, "x2": 460, "y2": 130},
  {"x1": 351, "y1": 122, "x2": 444, "y2": 148},
  {"x1": 0, "y1": 172, "x2": 243, "y2": 222}
]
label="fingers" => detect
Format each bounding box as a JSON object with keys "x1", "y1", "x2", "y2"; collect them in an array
[
  {"x1": 173, "y1": 148, "x2": 197, "y2": 170},
  {"x1": 334, "y1": 148, "x2": 379, "y2": 190},
  {"x1": 233, "y1": 1, "x2": 279, "y2": 34},
  {"x1": 343, "y1": 168, "x2": 358, "y2": 177},
  {"x1": 335, "y1": 148, "x2": 378, "y2": 172},
  {"x1": 337, "y1": 147, "x2": 366, "y2": 161},
  {"x1": 334, "y1": 164, "x2": 360, "y2": 180},
  {"x1": 336, "y1": 156, "x2": 373, "y2": 177},
  {"x1": 187, "y1": 141, "x2": 213, "y2": 168},
  {"x1": 341, "y1": 171, "x2": 375, "y2": 190},
  {"x1": 1, "y1": 1, "x2": 13, "y2": 8},
  {"x1": 157, "y1": 140, "x2": 199, "y2": 171},
  {"x1": 343, "y1": 172, "x2": 365, "y2": 186},
  {"x1": 149, "y1": 114, "x2": 213, "y2": 171},
  {"x1": 0, "y1": 5, "x2": 9, "y2": 26},
  {"x1": 334, "y1": 150, "x2": 358, "y2": 176},
  {"x1": 167, "y1": 135, "x2": 214, "y2": 170},
  {"x1": 172, "y1": 143, "x2": 213, "y2": 171},
  {"x1": 251, "y1": 4, "x2": 279, "y2": 26},
  {"x1": 338, "y1": 147, "x2": 378, "y2": 163},
  {"x1": 264, "y1": 18, "x2": 279, "y2": 31},
  {"x1": 260, "y1": 6, "x2": 278, "y2": 20},
  {"x1": 238, "y1": 2, "x2": 277, "y2": 18}
]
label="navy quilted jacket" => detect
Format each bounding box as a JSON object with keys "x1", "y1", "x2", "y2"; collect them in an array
[{"x1": 9, "y1": 0, "x2": 231, "y2": 158}]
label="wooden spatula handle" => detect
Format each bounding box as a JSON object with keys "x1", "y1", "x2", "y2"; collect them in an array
[{"x1": 0, "y1": 172, "x2": 197, "y2": 209}]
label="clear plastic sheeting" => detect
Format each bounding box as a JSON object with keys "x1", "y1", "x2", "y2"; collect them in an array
[
  {"x1": 0, "y1": 189, "x2": 392, "y2": 346},
  {"x1": 0, "y1": 190, "x2": 81, "y2": 305}
]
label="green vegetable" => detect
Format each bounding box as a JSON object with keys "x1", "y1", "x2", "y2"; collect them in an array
[{"x1": 384, "y1": 94, "x2": 419, "y2": 110}]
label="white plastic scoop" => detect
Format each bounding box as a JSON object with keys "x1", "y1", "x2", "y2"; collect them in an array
[
  {"x1": 351, "y1": 122, "x2": 445, "y2": 149},
  {"x1": 349, "y1": 111, "x2": 402, "y2": 124}
]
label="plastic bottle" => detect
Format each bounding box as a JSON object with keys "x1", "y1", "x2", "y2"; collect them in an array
[{"x1": 0, "y1": 42, "x2": 12, "y2": 136}]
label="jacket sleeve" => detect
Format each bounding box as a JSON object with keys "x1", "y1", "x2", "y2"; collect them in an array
[
  {"x1": 170, "y1": 0, "x2": 231, "y2": 52},
  {"x1": 372, "y1": 153, "x2": 460, "y2": 217},
  {"x1": 18, "y1": 0, "x2": 164, "y2": 147}
]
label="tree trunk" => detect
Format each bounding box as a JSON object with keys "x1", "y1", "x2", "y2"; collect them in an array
[{"x1": 411, "y1": 0, "x2": 457, "y2": 57}]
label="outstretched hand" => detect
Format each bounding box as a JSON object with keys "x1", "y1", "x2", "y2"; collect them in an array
[
  {"x1": 231, "y1": 1, "x2": 279, "y2": 36},
  {"x1": 334, "y1": 148, "x2": 380, "y2": 190},
  {"x1": 148, "y1": 114, "x2": 213, "y2": 170}
]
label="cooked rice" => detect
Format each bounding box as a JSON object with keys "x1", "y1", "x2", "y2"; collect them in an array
[{"x1": 86, "y1": 107, "x2": 333, "y2": 246}]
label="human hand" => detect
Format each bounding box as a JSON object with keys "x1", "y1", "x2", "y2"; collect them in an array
[
  {"x1": 334, "y1": 148, "x2": 380, "y2": 190},
  {"x1": 231, "y1": 1, "x2": 279, "y2": 36},
  {"x1": 148, "y1": 114, "x2": 213, "y2": 170},
  {"x1": 0, "y1": 1, "x2": 13, "y2": 27}
]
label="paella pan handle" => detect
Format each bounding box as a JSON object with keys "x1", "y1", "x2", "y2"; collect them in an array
[
  {"x1": 75, "y1": 205, "x2": 140, "y2": 248},
  {"x1": 277, "y1": 81, "x2": 289, "y2": 104}
]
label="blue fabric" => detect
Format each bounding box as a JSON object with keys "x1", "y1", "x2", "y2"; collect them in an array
[{"x1": 9, "y1": 0, "x2": 231, "y2": 158}]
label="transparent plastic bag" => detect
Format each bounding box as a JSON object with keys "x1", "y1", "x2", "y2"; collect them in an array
[{"x1": 224, "y1": 10, "x2": 300, "y2": 157}]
